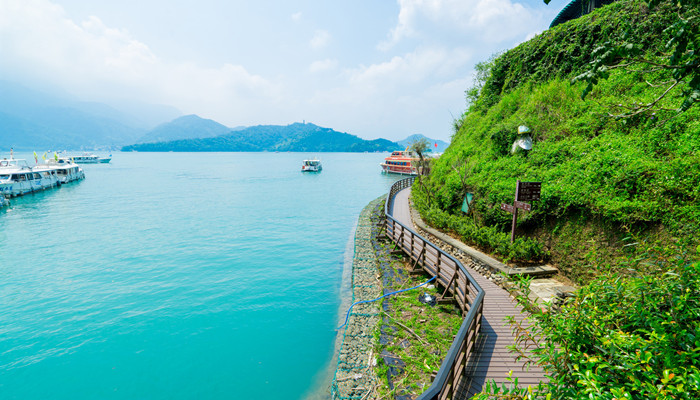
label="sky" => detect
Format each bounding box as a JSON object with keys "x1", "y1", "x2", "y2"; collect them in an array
[{"x1": 0, "y1": 0, "x2": 562, "y2": 142}]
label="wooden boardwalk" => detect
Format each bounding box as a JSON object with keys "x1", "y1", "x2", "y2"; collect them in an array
[{"x1": 390, "y1": 187, "x2": 545, "y2": 398}]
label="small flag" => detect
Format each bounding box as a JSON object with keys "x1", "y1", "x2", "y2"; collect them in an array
[
  {"x1": 42, "y1": 151, "x2": 47, "y2": 161},
  {"x1": 33, "y1": 151, "x2": 38, "y2": 163},
  {"x1": 55, "y1": 152, "x2": 59, "y2": 161}
]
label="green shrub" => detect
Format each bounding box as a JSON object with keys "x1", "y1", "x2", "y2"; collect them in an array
[{"x1": 477, "y1": 245, "x2": 700, "y2": 400}]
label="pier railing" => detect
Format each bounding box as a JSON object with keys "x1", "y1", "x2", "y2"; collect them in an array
[{"x1": 385, "y1": 177, "x2": 485, "y2": 400}]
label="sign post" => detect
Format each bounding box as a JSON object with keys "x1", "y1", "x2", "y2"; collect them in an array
[{"x1": 501, "y1": 180, "x2": 541, "y2": 243}]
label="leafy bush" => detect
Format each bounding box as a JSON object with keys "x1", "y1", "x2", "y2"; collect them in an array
[
  {"x1": 476, "y1": 246, "x2": 700, "y2": 400},
  {"x1": 420, "y1": 205, "x2": 546, "y2": 262}
]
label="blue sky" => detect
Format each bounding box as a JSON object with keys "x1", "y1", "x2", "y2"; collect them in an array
[{"x1": 1, "y1": 0, "x2": 562, "y2": 141}]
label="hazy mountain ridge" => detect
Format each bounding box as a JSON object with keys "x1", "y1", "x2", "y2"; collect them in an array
[
  {"x1": 0, "y1": 81, "x2": 178, "y2": 150},
  {"x1": 136, "y1": 114, "x2": 240, "y2": 144},
  {"x1": 396, "y1": 134, "x2": 450, "y2": 152},
  {"x1": 1, "y1": 81, "x2": 446, "y2": 152},
  {"x1": 122, "y1": 122, "x2": 400, "y2": 152}
]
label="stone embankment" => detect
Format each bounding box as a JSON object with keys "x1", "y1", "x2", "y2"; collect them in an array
[{"x1": 331, "y1": 196, "x2": 385, "y2": 400}]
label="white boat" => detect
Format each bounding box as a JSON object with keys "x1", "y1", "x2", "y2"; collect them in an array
[
  {"x1": 0, "y1": 157, "x2": 84, "y2": 197},
  {"x1": 69, "y1": 153, "x2": 112, "y2": 164},
  {"x1": 34, "y1": 158, "x2": 85, "y2": 184},
  {"x1": 301, "y1": 159, "x2": 322, "y2": 172},
  {"x1": 0, "y1": 159, "x2": 57, "y2": 196}
]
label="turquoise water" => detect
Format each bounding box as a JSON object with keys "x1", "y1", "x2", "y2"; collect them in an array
[{"x1": 0, "y1": 152, "x2": 400, "y2": 399}]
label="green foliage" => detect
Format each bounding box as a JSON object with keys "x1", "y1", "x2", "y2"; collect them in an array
[
  {"x1": 375, "y1": 265, "x2": 462, "y2": 398},
  {"x1": 480, "y1": 245, "x2": 700, "y2": 400},
  {"x1": 474, "y1": 0, "x2": 684, "y2": 115},
  {"x1": 466, "y1": 53, "x2": 500, "y2": 109},
  {"x1": 571, "y1": 0, "x2": 700, "y2": 114},
  {"x1": 420, "y1": 205, "x2": 546, "y2": 262},
  {"x1": 413, "y1": 0, "x2": 700, "y2": 282}
]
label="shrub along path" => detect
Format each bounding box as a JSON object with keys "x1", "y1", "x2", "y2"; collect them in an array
[{"x1": 391, "y1": 187, "x2": 547, "y2": 397}]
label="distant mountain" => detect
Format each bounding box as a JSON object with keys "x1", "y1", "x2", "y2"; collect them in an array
[
  {"x1": 0, "y1": 81, "x2": 179, "y2": 150},
  {"x1": 397, "y1": 134, "x2": 450, "y2": 153},
  {"x1": 136, "y1": 114, "x2": 241, "y2": 143},
  {"x1": 122, "y1": 122, "x2": 398, "y2": 152}
]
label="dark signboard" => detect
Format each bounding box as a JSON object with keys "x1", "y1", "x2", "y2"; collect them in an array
[
  {"x1": 500, "y1": 203, "x2": 515, "y2": 213},
  {"x1": 514, "y1": 200, "x2": 532, "y2": 211},
  {"x1": 517, "y1": 181, "x2": 541, "y2": 202}
]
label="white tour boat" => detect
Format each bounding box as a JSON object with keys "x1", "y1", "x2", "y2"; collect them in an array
[
  {"x1": 34, "y1": 158, "x2": 86, "y2": 184},
  {"x1": 69, "y1": 153, "x2": 112, "y2": 164},
  {"x1": 0, "y1": 156, "x2": 85, "y2": 197},
  {"x1": 301, "y1": 159, "x2": 322, "y2": 172}
]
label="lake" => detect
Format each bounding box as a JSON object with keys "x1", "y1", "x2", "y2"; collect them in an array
[{"x1": 0, "y1": 152, "x2": 400, "y2": 399}]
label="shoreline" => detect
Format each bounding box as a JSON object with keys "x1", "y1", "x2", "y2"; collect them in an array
[
  {"x1": 305, "y1": 195, "x2": 385, "y2": 400},
  {"x1": 329, "y1": 195, "x2": 386, "y2": 400}
]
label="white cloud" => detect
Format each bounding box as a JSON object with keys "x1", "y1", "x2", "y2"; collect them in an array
[
  {"x1": 309, "y1": 59, "x2": 339, "y2": 73},
  {"x1": 309, "y1": 29, "x2": 331, "y2": 49},
  {"x1": 0, "y1": 0, "x2": 554, "y2": 141},
  {"x1": 0, "y1": 0, "x2": 281, "y2": 126},
  {"x1": 380, "y1": 0, "x2": 537, "y2": 49},
  {"x1": 350, "y1": 47, "x2": 471, "y2": 86}
]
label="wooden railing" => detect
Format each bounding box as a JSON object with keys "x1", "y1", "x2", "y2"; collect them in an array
[{"x1": 385, "y1": 177, "x2": 484, "y2": 400}]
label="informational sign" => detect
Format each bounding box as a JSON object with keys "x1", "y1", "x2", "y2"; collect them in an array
[
  {"x1": 517, "y1": 181, "x2": 541, "y2": 202},
  {"x1": 501, "y1": 180, "x2": 542, "y2": 243},
  {"x1": 500, "y1": 203, "x2": 515, "y2": 213},
  {"x1": 514, "y1": 200, "x2": 532, "y2": 211}
]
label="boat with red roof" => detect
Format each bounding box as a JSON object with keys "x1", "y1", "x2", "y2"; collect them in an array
[{"x1": 380, "y1": 149, "x2": 419, "y2": 175}]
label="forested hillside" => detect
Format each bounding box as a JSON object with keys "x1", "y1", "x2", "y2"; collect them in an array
[
  {"x1": 122, "y1": 122, "x2": 398, "y2": 152},
  {"x1": 415, "y1": 1, "x2": 699, "y2": 398},
  {"x1": 413, "y1": 0, "x2": 699, "y2": 283}
]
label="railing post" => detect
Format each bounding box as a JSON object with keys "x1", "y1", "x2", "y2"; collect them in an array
[{"x1": 436, "y1": 252, "x2": 442, "y2": 287}]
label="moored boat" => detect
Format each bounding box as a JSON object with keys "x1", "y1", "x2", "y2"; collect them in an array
[
  {"x1": 302, "y1": 159, "x2": 322, "y2": 172},
  {"x1": 69, "y1": 153, "x2": 111, "y2": 164},
  {"x1": 0, "y1": 156, "x2": 84, "y2": 197},
  {"x1": 34, "y1": 158, "x2": 85, "y2": 184},
  {"x1": 380, "y1": 150, "x2": 419, "y2": 175}
]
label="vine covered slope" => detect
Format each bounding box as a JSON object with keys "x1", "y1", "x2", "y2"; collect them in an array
[{"x1": 413, "y1": 0, "x2": 699, "y2": 283}]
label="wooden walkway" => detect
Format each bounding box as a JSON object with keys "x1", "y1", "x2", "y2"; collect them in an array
[{"x1": 390, "y1": 187, "x2": 545, "y2": 398}]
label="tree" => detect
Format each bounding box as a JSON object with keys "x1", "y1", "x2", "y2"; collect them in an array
[
  {"x1": 408, "y1": 137, "x2": 435, "y2": 206},
  {"x1": 546, "y1": 0, "x2": 699, "y2": 117},
  {"x1": 408, "y1": 137, "x2": 432, "y2": 174},
  {"x1": 408, "y1": 137, "x2": 431, "y2": 160}
]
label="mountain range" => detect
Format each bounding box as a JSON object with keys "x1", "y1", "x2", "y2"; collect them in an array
[
  {"x1": 122, "y1": 122, "x2": 399, "y2": 152},
  {"x1": 1, "y1": 81, "x2": 450, "y2": 153},
  {"x1": 396, "y1": 134, "x2": 450, "y2": 153},
  {"x1": 0, "y1": 81, "x2": 180, "y2": 151},
  {"x1": 137, "y1": 114, "x2": 245, "y2": 144}
]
